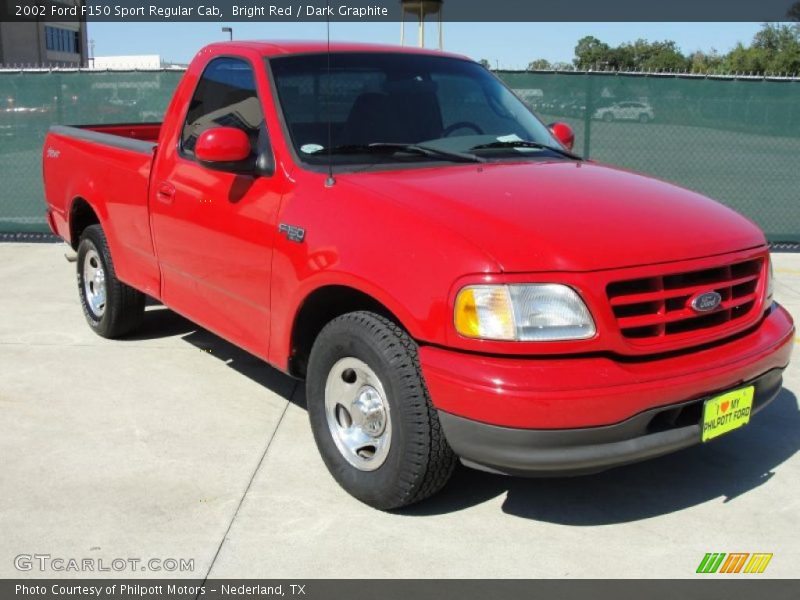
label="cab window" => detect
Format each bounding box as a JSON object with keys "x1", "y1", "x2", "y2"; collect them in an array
[{"x1": 181, "y1": 57, "x2": 265, "y2": 158}]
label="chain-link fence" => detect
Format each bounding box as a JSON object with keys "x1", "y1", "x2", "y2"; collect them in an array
[
  {"x1": 0, "y1": 68, "x2": 184, "y2": 233},
  {"x1": 1, "y1": 68, "x2": 798, "y2": 241}
]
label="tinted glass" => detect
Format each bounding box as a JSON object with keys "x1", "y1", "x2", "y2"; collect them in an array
[
  {"x1": 269, "y1": 52, "x2": 560, "y2": 165},
  {"x1": 181, "y1": 57, "x2": 264, "y2": 157}
]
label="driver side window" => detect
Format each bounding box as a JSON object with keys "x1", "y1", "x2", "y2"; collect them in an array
[{"x1": 181, "y1": 57, "x2": 265, "y2": 158}]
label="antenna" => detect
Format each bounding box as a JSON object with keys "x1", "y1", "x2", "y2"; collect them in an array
[{"x1": 324, "y1": 0, "x2": 335, "y2": 188}]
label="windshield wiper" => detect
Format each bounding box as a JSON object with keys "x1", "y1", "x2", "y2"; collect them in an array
[
  {"x1": 469, "y1": 140, "x2": 581, "y2": 160},
  {"x1": 324, "y1": 142, "x2": 484, "y2": 163}
]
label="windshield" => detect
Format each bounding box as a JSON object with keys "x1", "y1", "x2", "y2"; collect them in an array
[{"x1": 268, "y1": 52, "x2": 567, "y2": 166}]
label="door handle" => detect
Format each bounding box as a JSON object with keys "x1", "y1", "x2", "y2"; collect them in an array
[{"x1": 156, "y1": 182, "x2": 176, "y2": 205}]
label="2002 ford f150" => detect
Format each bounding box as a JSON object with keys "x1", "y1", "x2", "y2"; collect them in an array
[{"x1": 43, "y1": 41, "x2": 794, "y2": 509}]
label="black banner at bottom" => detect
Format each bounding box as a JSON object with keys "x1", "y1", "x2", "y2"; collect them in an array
[{"x1": 3, "y1": 579, "x2": 799, "y2": 600}]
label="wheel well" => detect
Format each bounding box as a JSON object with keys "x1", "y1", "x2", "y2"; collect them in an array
[
  {"x1": 69, "y1": 198, "x2": 100, "y2": 249},
  {"x1": 289, "y1": 285, "x2": 402, "y2": 378}
]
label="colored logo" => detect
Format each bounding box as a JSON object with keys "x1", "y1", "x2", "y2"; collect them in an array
[
  {"x1": 696, "y1": 552, "x2": 773, "y2": 574},
  {"x1": 689, "y1": 290, "x2": 722, "y2": 313}
]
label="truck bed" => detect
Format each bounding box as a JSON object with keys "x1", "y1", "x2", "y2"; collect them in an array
[
  {"x1": 43, "y1": 122, "x2": 162, "y2": 297},
  {"x1": 48, "y1": 123, "x2": 162, "y2": 154}
]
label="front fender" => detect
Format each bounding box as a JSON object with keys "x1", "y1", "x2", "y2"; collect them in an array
[{"x1": 266, "y1": 173, "x2": 499, "y2": 370}]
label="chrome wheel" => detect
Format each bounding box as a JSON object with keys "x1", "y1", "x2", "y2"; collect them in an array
[
  {"x1": 82, "y1": 247, "x2": 106, "y2": 317},
  {"x1": 324, "y1": 357, "x2": 391, "y2": 471}
]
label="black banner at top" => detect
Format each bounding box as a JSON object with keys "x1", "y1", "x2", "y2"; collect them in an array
[{"x1": 2, "y1": 0, "x2": 800, "y2": 22}]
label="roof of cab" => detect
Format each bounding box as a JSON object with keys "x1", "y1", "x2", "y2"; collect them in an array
[{"x1": 198, "y1": 40, "x2": 470, "y2": 61}]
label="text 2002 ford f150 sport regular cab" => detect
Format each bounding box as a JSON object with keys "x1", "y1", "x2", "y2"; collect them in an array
[{"x1": 43, "y1": 41, "x2": 794, "y2": 509}]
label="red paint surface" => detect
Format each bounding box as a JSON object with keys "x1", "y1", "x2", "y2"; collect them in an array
[{"x1": 195, "y1": 127, "x2": 252, "y2": 163}]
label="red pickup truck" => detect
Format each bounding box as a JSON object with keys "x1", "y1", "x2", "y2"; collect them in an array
[{"x1": 43, "y1": 41, "x2": 794, "y2": 509}]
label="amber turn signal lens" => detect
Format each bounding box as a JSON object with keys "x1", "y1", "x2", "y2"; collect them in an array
[{"x1": 454, "y1": 286, "x2": 516, "y2": 340}]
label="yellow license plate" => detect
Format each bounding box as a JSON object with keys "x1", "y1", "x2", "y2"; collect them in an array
[{"x1": 701, "y1": 386, "x2": 754, "y2": 442}]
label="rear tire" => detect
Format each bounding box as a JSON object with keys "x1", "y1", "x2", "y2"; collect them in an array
[
  {"x1": 306, "y1": 311, "x2": 456, "y2": 510},
  {"x1": 603, "y1": 112, "x2": 614, "y2": 122},
  {"x1": 639, "y1": 113, "x2": 650, "y2": 124},
  {"x1": 76, "y1": 224, "x2": 145, "y2": 338}
]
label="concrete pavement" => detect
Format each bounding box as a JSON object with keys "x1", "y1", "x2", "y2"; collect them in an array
[{"x1": 1, "y1": 243, "x2": 798, "y2": 579}]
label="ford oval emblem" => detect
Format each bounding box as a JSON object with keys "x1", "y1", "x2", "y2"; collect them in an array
[{"x1": 689, "y1": 291, "x2": 722, "y2": 313}]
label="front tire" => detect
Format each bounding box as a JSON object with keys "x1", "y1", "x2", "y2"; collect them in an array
[
  {"x1": 307, "y1": 311, "x2": 456, "y2": 509},
  {"x1": 76, "y1": 224, "x2": 145, "y2": 338}
]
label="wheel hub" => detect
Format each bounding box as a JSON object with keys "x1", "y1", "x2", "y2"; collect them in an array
[
  {"x1": 324, "y1": 358, "x2": 392, "y2": 471},
  {"x1": 352, "y1": 386, "x2": 387, "y2": 437},
  {"x1": 82, "y1": 247, "x2": 107, "y2": 317}
]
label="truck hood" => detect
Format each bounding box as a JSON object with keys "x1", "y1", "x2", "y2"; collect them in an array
[{"x1": 344, "y1": 160, "x2": 765, "y2": 272}]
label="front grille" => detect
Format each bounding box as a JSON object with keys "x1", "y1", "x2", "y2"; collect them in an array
[{"x1": 607, "y1": 257, "x2": 763, "y2": 343}]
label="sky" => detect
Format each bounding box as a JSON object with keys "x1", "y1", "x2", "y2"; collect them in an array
[{"x1": 87, "y1": 22, "x2": 765, "y2": 69}]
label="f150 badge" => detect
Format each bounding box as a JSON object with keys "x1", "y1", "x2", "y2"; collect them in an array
[{"x1": 279, "y1": 223, "x2": 305, "y2": 243}]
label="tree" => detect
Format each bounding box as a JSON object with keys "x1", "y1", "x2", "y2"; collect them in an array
[
  {"x1": 604, "y1": 39, "x2": 690, "y2": 71},
  {"x1": 638, "y1": 40, "x2": 691, "y2": 71},
  {"x1": 573, "y1": 36, "x2": 613, "y2": 70},
  {"x1": 723, "y1": 43, "x2": 768, "y2": 73},
  {"x1": 721, "y1": 25, "x2": 800, "y2": 74},
  {"x1": 754, "y1": 22, "x2": 796, "y2": 52},
  {"x1": 478, "y1": 58, "x2": 491, "y2": 69},
  {"x1": 754, "y1": 24, "x2": 800, "y2": 74},
  {"x1": 689, "y1": 49, "x2": 723, "y2": 73},
  {"x1": 573, "y1": 36, "x2": 691, "y2": 72},
  {"x1": 567, "y1": 24, "x2": 798, "y2": 76},
  {"x1": 552, "y1": 61, "x2": 575, "y2": 71},
  {"x1": 527, "y1": 59, "x2": 552, "y2": 70}
]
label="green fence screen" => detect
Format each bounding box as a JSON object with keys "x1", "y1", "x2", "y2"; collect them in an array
[
  {"x1": 1, "y1": 69, "x2": 798, "y2": 241},
  {"x1": 0, "y1": 69, "x2": 184, "y2": 233}
]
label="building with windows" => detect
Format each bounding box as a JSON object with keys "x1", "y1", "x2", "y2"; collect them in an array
[{"x1": 0, "y1": 14, "x2": 87, "y2": 68}]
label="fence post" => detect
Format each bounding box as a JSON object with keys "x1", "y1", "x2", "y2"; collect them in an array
[{"x1": 583, "y1": 72, "x2": 593, "y2": 158}]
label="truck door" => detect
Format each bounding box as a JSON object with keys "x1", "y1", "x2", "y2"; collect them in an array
[{"x1": 149, "y1": 56, "x2": 281, "y2": 360}]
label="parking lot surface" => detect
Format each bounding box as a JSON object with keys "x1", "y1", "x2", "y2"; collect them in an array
[{"x1": 1, "y1": 243, "x2": 799, "y2": 578}]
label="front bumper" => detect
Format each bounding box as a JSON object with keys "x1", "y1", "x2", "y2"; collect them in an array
[
  {"x1": 440, "y1": 368, "x2": 783, "y2": 476},
  {"x1": 420, "y1": 303, "x2": 794, "y2": 475},
  {"x1": 421, "y1": 304, "x2": 793, "y2": 429}
]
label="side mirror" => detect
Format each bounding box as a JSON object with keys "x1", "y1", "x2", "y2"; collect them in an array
[
  {"x1": 548, "y1": 122, "x2": 575, "y2": 151},
  {"x1": 195, "y1": 127, "x2": 252, "y2": 170}
]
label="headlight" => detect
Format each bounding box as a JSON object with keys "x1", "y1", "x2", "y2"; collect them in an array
[{"x1": 454, "y1": 284, "x2": 596, "y2": 341}]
